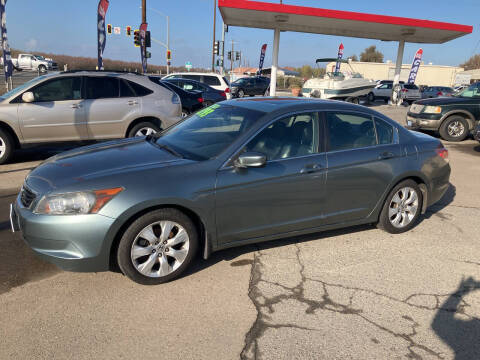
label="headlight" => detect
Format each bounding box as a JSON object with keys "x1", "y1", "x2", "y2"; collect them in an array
[
  {"x1": 423, "y1": 106, "x2": 442, "y2": 114},
  {"x1": 34, "y1": 187, "x2": 123, "y2": 215}
]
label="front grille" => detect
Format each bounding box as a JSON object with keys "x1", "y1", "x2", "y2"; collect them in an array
[{"x1": 20, "y1": 186, "x2": 36, "y2": 208}]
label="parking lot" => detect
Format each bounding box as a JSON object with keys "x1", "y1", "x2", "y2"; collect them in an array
[{"x1": 0, "y1": 105, "x2": 479, "y2": 359}]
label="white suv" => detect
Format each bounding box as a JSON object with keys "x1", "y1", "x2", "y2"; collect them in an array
[
  {"x1": 163, "y1": 72, "x2": 231, "y2": 99},
  {"x1": 0, "y1": 71, "x2": 182, "y2": 164}
]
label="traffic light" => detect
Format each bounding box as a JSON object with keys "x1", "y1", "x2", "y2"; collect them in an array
[
  {"x1": 126, "y1": 26, "x2": 131, "y2": 36},
  {"x1": 134, "y1": 30, "x2": 140, "y2": 47},
  {"x1": 228, "y1": 51, "x2": 232, "y2": 60},
  {"x1": 235, "y1": 51, "x2": 240, "y2": 61},
  {"x1": 145, "y1": 31, "x2": 151, "y2": 48},
  {"x1": 213, "y1": 41, "x2": 219, "y2": 55},
  {"x1": 166, "y1": 50, "x2": 172, "y2": 61},
  {"x1": 107, "y1": 24, "x2": 112, "y2": 34}
]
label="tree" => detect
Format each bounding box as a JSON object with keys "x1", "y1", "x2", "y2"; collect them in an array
[
  {"x1": 348, "y1": 54, "x2": 358, "y2": 62},
  {"x1": 360, "y1": 46, "x2": 384, "y2": 63},
  {"x1": 460, "y1": 54, "x2": 480, "y2": 70}
]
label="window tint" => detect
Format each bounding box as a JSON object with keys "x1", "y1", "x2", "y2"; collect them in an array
[
  {"x1": 327, "y1": 112, "x2": 376, "y2": 151},
  {"x1": 375, "y1": 118, "x2": 394, "y2": 145},
  {"x1": 86, "y1": 77, "x2": 119, "y2": 99},
  {"x1": 222, "y1": 76, "x2": 230, "y2": 85},
  {"x1": 183, "y1": 75, "x2": 201, "y2": 81},
  {"x1": 127, "y1": 80, "x2": 153, "y2": 96},
  {"x1": 120, "y1": 80, "x2": 136, "y2": 97},
  {"x1": 404, "y1": 84, "x2": 418, "y2": 90},
  {"x1": 245, "y1": 112, "x2": 318, "y2": 160},
  {"x1": 31, "y1": 77, "x2": 82, "y2": 102},
  {"x1": 204, "y1": 76, "x2": 221, "y2": 86}
]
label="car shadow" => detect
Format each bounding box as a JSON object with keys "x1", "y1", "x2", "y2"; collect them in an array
[
  {"x1": 419, "y1": 182, "x2": 456, "y2": 224},
  {"x1": 431, "y1": 277, "x2": 480, "y2": 359}
]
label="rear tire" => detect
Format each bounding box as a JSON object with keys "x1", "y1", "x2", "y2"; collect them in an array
[
  {"x1": 238, "y1": 89, "x2": 245, "y2": 98},
  {"x1": 0, "y1": 129, "x2": 14, "y2": 165},
  {"x1": 117, "y1": 208, "x2": 198, "y2": 285},
  {"x1": 128, "y1": 121, "x2": 161, "y2": 137},
  {"x1": 439, "y1": 115, "x2": 469, "y2": 142},
  {"x1": 367, "y1": 92, "x2": 375, "y2": 103},
  {"x1": 377, "y1": 180, "x2": 423, "y2": 234}
]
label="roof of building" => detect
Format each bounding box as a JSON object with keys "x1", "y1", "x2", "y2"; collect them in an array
[{"x1": 219, "y1": 0, "x2": 473, "y2": 44}]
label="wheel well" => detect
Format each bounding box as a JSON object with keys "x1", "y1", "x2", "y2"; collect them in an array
[
  {"x1": 0, "y1": 121, "x2": 20, "y2": 149},
  {"x1": 109, "y1": 204, "x2": 206, "y2": 271},
  {"x1": 441, "y1": 112, "x2": 474, "y2": 130},
  {"x1": 125, "y1": 116, "x2": 162, "y2": 137}
]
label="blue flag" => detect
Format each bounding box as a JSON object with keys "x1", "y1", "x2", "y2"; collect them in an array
[{"x1": 0, "y1": 0, "x2": 13, "y2": 82}]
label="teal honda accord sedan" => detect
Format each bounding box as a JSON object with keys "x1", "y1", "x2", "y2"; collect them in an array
[{"x1": 11, "y1": 98, "x2": 451, "y2": 284}]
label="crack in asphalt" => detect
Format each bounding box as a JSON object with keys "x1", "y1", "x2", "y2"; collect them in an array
[{"x1": 240, "y1": 243, "x2": 479, "y2": 360}]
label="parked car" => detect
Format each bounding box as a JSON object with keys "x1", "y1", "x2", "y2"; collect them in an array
[
  {"x1": 230, "y1": 76, "x2": 270, "y2": 97},
  {"x1": 406, "y1": 82, "x2": 480, "y2": 141},
  {"x1": 1, "y1": 53, "x2": 57, "y2": 72},
  {"x1": 421, "y1": 86, "x2": 454, "y2": 99},
  {"x1": 369, "y1": 83, "x2": 421, "y2": 104},
  {"x1": 11, "y1": 98, "x2": 450, "y2": 285},
  {"x1": 149, "y1": 76, "x2": 204, "y2": 117},
  {"x1": 162, "y1": 77, "x2": 226, "y2": 105},
  {"x1": 162, "y1": 72, "x2": 231, "y2": 99},
  {"x1": 0, "y1": 71, "x2": 182, "y2": 164}
]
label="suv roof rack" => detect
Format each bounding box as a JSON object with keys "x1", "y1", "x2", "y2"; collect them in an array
[{"x1": 60, "y1": 69, "x2": 143, "y2": 75}]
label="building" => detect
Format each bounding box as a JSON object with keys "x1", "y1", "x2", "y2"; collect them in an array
[{"x1": 326, "y1": 60, "x2": 464, "y2": 87}]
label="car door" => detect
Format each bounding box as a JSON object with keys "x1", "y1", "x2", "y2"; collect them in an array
[
  {"x1": 323, "y1": 111, "x2": 401, "y2": 224},
  {"x1": 17, "y1": 76, "x2": 88, "y2": 142},
  {"x1": 375, "y1": 84, "x2": 391, "y2": 99},
  {"x1": 215, "y1": 111, "x2": 327, "y2": 245},
  {"x1": 83, "y1": 76, "x2": 141, "y2": 139},
  {"x1": 18, "y1": 55, "x2": 32, "y2": 70}
]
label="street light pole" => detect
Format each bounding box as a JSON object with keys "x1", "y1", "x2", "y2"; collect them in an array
[
  {"x1": 212, "y1": 0, "x2": 217, "y2": 72},
  {"x1": 142, "y1": 0, "x2": 147, "y2": 71},
  {"x1": 147, "y1": 7, "x2": 170, "y2": 74}
]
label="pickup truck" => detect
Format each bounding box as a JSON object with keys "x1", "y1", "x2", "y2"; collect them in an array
[{"x1": 1, "y1": 54, "x2": 58, "y2": 72}]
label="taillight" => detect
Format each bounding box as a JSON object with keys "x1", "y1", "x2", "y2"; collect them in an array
[
  {"x1": 197, "y1": 97, "x2": 204, "y2": 103},
  {"x1": 224, "y1": 87, "x2": 230, "y2": 93},
  {"x1": 437, "y1": 92, "x2": 443, "y2": 96},
  {"x1": 436, "y1": 146, "x2": 449, "y2": 162},
  {"x1": 402, "y1": 89, "x2": 408, "y2": 93}
]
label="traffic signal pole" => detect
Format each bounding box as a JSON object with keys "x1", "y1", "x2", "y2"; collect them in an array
[{"x1": 142, "y1": 0, "x2": 147, "y2": 72}]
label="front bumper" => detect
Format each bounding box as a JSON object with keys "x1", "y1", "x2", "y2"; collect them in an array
[
  {"x1": 405, "y1": 113, "x2": 442, "y2": 131},
  {"x1": 12, "y1": 196, "x2": 116, "y2": 272}
]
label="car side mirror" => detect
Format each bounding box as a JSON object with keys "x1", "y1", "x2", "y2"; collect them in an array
[
  {"x1": 22, "y1": 92, "x2": 34, "y2": 103},
  {"x1": 234, "y1": 152, "x2": 266, "y2": 168}
]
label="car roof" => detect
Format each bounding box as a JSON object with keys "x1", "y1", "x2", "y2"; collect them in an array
[{"x1": 168, "y1": 72, "x2": 221, "y2": 77}]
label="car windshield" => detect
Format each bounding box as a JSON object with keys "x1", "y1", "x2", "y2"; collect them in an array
[
  {"x1": 35, "y1": 55, "x2": 45, "y2": 60},
  {"x1": 155, "y1": 104, "x2": 264, "y2": 161},
  {"x1": 456, "y1": 83, "x2": 480, "y2": 98},
  {"x1": 0, "y1": 75, "x2": 48, "y2": 100}
]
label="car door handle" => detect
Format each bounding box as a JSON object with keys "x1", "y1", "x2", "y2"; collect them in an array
[
  {"x1": 70, "y1": 104, "x2": 82, "y2": 109},
  {"x1": 378, "y1": 151, "x2": 396, "y2": 160},
  {"x1": 127, "y1": 100, "x2": 138, "y2": 105},
  {"x1": 300, "y1": 164, "x2": 323, "y2": 174}
]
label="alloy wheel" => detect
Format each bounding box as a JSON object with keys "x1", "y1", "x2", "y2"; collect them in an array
[
  {"x1": 0, "y1": 137, "x2": 5, "y2": 159},
  {"x1": 447, "y1": 121, "x2": 465, "y2": 138},
  {"x1": 388, "y1": 187, "x2": 419, "y2": 228},
  {"x1": 135, "y1": 127, "x2": 157, "y2": 137},
  {"x1": 238, "y1": 90, "x2": 245, "y2": 98},
  {"x1": 130, "y1": 221, "x2": 190, "y2": 278}
]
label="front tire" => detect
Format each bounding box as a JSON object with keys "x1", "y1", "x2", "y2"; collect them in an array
[
  {"x1": 0, "y1": 129, "x2": 14, "y2": 165},
  {"x1": 439, "y1": 115, "x2": 469, "y2": 142},
  {"x1": 128, "y1": 121, "x2": 161, "y2": 137},
  {"x1": 38, "y1": 65, "x2": 47, "y2": 73},
  {"x1": 117, "y1": 209, "x2": 198, "y2": 285},
  {"x1": 377, "y1": 180, "x2": 423, "y2": 234}
]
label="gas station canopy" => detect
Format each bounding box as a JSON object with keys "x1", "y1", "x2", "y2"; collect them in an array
[{"x1": 218, "y1": 0, "x2": 472, "y2": 44}]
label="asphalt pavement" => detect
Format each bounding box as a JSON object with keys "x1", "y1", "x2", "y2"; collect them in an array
[{"x1": 1, "y1": 105, "x2": 479, "y2": 359}]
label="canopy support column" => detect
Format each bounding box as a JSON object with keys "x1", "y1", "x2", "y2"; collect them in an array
[
  {"x1": 391, "y1": 40, "x2": 405, "y2": 105},
  {"x1": 269, "y1": 28, "x2": 280, "y2": 96}
]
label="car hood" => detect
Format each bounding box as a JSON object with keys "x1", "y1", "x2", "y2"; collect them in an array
[
  {"x1": 414, "y1": 97, "x2": 472, "y2": 106},
  {"x1": 25, "y1": 137, "x2": 193, "y2": 192}
]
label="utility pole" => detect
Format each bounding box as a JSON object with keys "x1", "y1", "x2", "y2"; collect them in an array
[
  {"x1": 211, "y1": 0, "x2": 217, "y2": 72},
  {"x1": 230, "y1": 39, "x2": 234, "y2": 78},
  {"x1": 221, "y1": 21, "x2": 226, "y2": 75}
]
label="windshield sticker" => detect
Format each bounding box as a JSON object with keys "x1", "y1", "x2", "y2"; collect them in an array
[{"x1": 196, "y1": 104, "x2": 220, "y2": 118}]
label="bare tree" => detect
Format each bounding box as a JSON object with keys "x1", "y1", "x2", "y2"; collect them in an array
[{"x1": 460, "y1": 54, "x2": 480, "y2": 70}]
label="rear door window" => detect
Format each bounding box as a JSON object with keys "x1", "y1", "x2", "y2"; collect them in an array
[
  {"x1": 204, "y1": 76, "x2": 221, "y2": 86},
  {"x1": 86, "y1": 77, "x2": 119, "y2": 99},
  {"x1": 120, "y1": 79, "x2": 136, "y2": 97},
  {"x1": 326, "y1": 112, "x2": 376, "y2": 151},
  {"x1": 374, "y1": 118, "x2": 394, "y2": 145},
  {"x1": 126, "y1": 80, "x2": 153, "y2": 96}
]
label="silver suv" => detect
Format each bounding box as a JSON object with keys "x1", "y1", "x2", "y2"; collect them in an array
[{"x1": 0, "y1": 71, "x2": 182, "y2": 164}]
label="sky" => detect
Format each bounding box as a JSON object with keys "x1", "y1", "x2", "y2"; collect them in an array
[{"x1": 4, "y1": 0, "x2": 480, "y2": 70}]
